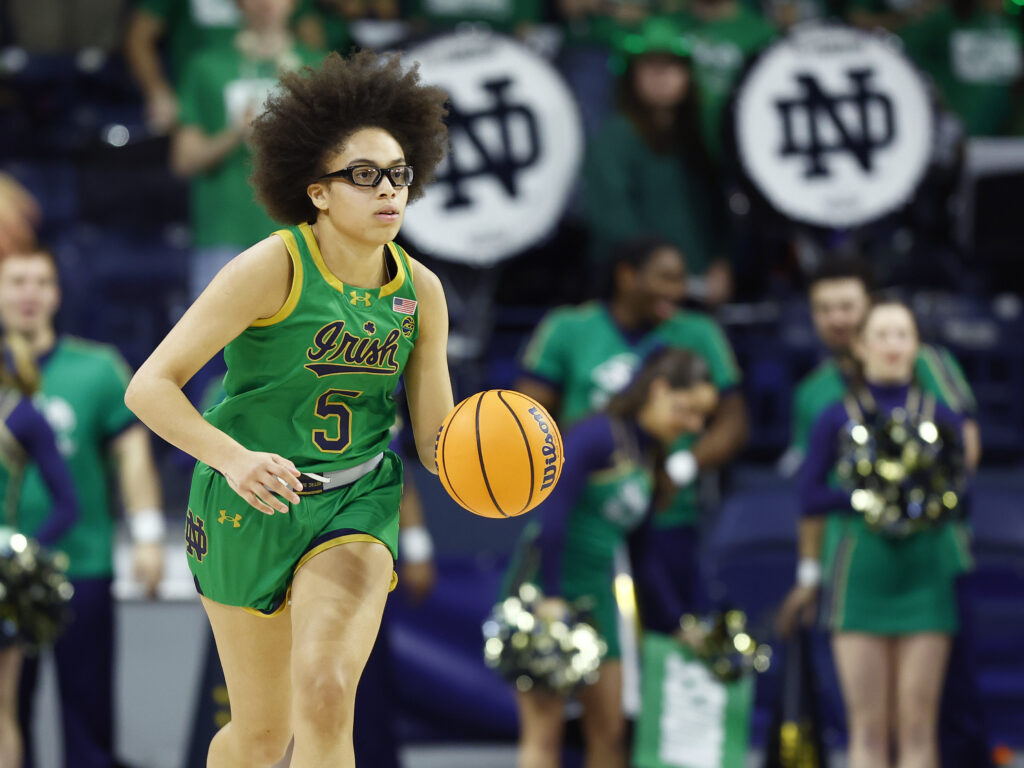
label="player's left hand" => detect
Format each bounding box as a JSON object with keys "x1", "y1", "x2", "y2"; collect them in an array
[
  {"x1": 399, "y1": 560, "x2": 436, "y2": 605},
  {"x1": 132, "y1": 541, "x2": 165, "y2": 599}
]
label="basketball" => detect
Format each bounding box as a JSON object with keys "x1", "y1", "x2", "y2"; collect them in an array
[{"x1": 434, "y1": 390, "x2": 565, "y2": 518}]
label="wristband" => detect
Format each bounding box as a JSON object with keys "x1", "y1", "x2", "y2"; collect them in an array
[
  {"x1": 797, "y1": 557, "x2": 822, "y2": 588},
  {"x1": 400, "y1": 526, "x2": 434, "y2": 564},
  {"x1": 665, "y1": 450, "x2": 698, "y2": 487},
  {"x1": 129, "y1": 509, "x2": 166, "y2": 544}
]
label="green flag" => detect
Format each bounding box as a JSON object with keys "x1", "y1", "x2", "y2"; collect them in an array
[{"x1": 634, "y1": 632, "x2": 754, "y2": 768}]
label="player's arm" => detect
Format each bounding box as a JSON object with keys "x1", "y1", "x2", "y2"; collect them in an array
[
  {"x1": 402, "y1": 259, "x2": 455, "y2": 474},
  {"x1": 171, "y1": 123, "x2": 250, "y2": 178},
  {"x1": 123, "y1": 9, "x2": 178, "y2": 133},
  {"x1": 7, "y1": 399, "x2": 80, "y2": 546},
  {"x1": 692, "y1": 389, "x2": 749, "y2": 471},
  {"x1": 110, "y1": 424, "x2": 165, "y2": 598},
  {"x1": 125, "y1": 237, "x2": 303, "y2": 514}
]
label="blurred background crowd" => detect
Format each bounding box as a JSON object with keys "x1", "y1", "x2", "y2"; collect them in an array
[{"x1": 0, "y1": 0, "x2": 1023, "y2": 766}]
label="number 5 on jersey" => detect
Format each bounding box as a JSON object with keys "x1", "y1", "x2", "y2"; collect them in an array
[{"x1": 313, "y1": 389, "x2": 361, "y2": 453}]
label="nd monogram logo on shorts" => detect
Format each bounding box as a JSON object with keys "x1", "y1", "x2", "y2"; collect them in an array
[
  {"x1": 185, "y1": 510, "x2": 209, "y2": 562},
  {"x1": 218, "y1": 510, "x2": 243, "y2": 528}
]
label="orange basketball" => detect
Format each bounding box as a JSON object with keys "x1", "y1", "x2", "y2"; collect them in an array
[{"x1": 434, "y1": 390, "x2": 565, "y2": 518}]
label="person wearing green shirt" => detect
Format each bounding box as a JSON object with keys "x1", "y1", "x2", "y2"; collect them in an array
[
  {"x1": 124, "y1": 0, "x2": 325, "y2": 134},
  {"x1": 777, "y1": 257, "x2": 990, "y2": 768},
  {"x1": 584, "y1": 15, "x2": 734, "y2": 304},
  {"x1": 671, "y1": 0, "x2": 777, "y2": 161},
  {"x1": 171, "y1": 0, "x2": 326, "y2": 300},
  {"x1": 0, "y1": 249, "x2": 166, "y2": 768},
  {"x1": 517, "y1": 236, "x2": 747, "y2": 633},
  {"x1": 898, "y1": 0, "x2": 1023, "y2": 137}
]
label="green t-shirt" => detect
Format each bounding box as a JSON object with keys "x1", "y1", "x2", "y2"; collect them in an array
[
  {"x1": 520, "y1": 301, "x2": 741, "y2": 525},
  {"x1": 583, "y1": 114, "x2": 727, "y2": 274},
  {"x1": 177, "y1": 42, "x2": 324, "y2": 250},
  {"x1": 140, "y1": 0, "x2": 323, "y2": 83},
  {"x1": 899, "y1": 6, "x2": 1023, "y2": 136},
  {"x1": 674, "y1": 7, "x2": 777, "y2": 158},
  {"x1": 789, "y1": 344, "x2": 977, "y2": 455},
  {"x1": 18, "y1": 338, "x2": 138, "y2": 579},
  {"x1": 204, "y1": 223, "x2": 419, "y2": 471},
  {"x1": 138, "y1": 0, "x2": 242, "y2": 84}
]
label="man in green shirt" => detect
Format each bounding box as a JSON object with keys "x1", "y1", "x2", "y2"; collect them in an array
[
  {"x1": 0, "y1": 248, "x2": 166, "y2": 768},
  {"x1": 170, "y1": 0, "x2": 325, "y2": 300},
  {"x1": 517, "y1": 236, "x2": 748, "y2": 630},
  {"x1": 124, "y1": 0, "x2": 324, "y2": 134},
  {"x1": 779, "y1": 257, "x2": 990, "y2": 768}
]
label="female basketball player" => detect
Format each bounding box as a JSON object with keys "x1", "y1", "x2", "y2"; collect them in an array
[
  {"x1": 125, "y1": 51, "x2": 452, "y2": 768},
  {"x1": 794, "y1": 299, "x2": 971, "y2": 768},
  {"x1": 509, "y1": 347, "x2": 716, "y2": 768},
  {"x1": 1, "y1": 334, "x2": 79, "y2": 766}
]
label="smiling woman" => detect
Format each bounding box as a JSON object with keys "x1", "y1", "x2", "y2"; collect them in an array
[{"x1": 123, "y1": 51, "x2": 453, "y2": 768}]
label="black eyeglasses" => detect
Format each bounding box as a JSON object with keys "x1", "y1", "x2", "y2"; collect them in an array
[{"x1": 319, "y1": 165, "x2": 414, "y2": 188}]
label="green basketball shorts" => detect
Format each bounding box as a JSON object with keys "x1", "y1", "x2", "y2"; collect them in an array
[{"x1": 184, "y1": 450, "x2": 403, "y2": 616}]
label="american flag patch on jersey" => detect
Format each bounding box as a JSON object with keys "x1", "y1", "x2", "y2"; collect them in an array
[{"x1": 393, "y1": 297, "x2": 417, "y2": 314}]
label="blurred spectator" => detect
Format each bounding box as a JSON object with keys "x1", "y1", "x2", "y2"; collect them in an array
[
  {"x1": 899, "y1": 0, "x2": 1023, "y2": 137},
  {"x1": 124, "y1": 0, "x2": 323, "y2": 134},
  {"x1": 0, "y1": 248, "x2": 166, "y2": 768},
  {"x1": 516, "y1": 237, "x2": 747, "y2": 629},
  {"x1": 582, "y1": 16, "x2": 734, "y2": 304},
  {"x1": 670, "y1": 0, "x2": 776, "y2": 162},
  {"x1": 0, "y1": 175, "x2": 40, "y2": 259},
  {"x1": 509, "y1": 348, "x2": 715, "y2": 768},
  {"x1": 292, "y1": 0, "x2": 361, "y2": 52},
  {"x1": 784, "y1": 298, "x2": 972, "y2": 768},
  {"x1": 169, "y1": 0, "x2": 324, "y2": 300}
]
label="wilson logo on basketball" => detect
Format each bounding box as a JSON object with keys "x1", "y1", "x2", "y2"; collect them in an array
[{"x1": 528, "y1": 406, "x2": 559, "y2": 491}]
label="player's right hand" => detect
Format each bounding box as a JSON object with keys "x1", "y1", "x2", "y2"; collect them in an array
[{"x1": 222, "y1": 450, "x2": 302, "y2": 515}]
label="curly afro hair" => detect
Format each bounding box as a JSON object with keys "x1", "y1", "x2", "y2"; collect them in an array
[{"x1": 249, "y1": 50, "x2": 449, "y2": 224}]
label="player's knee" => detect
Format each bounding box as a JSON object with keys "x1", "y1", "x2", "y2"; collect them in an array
[
  {"x1": 849, "y1": 716, "x2": 888, "y2": 755},
  {"x1": 293, "y1": 666, "x2": 354, "y2": 731},
  {"x1": 897, "y1": 708, "x2": 935, "y2": 751},
  {"x1": 237, "y1": 725, "x2": 291, "y2": 765}
]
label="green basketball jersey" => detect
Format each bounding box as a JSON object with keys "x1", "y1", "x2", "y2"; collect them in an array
[
  {"x1": 0, "y1": 388, "x2": 28, "y2": 527},
  {"x1": 17, "y1": 337, "x2": 137, "y2": 578},
  {"x1": 204, "y1": 223, "x2": 419, "y2": 472},
  {"x1": 790, "y1": 344, "x2": 977, "y2": 454},
  {"x1": 521, "y1": 301, "x2": 741, "y2": 525}
]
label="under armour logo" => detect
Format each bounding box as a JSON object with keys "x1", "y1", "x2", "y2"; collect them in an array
[
  {"x1": 217, "y1": 510, "x2": 243, "y2": 528},
  {"x1": 349, "y1": 291, "x2": 372, "y2": 306},
  {"x1": 775, "y1": 69, "x2": 894, "y2": 178},
  {"x1": 185, "y1": 510, "x2": 208, "y2": 562},
  {"x1": 437, "y1": 78, "x2": 540, "y2": 209}
]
